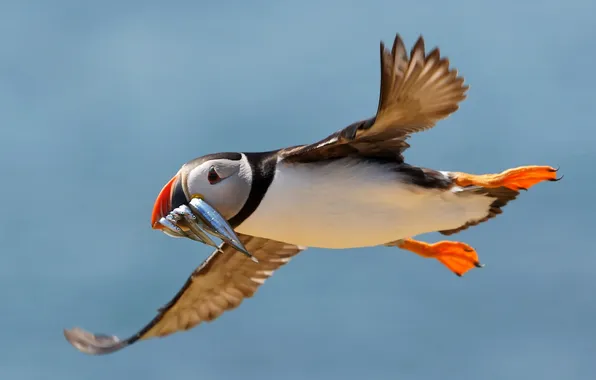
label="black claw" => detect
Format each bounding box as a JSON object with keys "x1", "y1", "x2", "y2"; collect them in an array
[
  {"x1": 455, "y1": 272, "x2": 463, "y2": 277},
  {"x1": 464, "y1": 247, "x2": 474, "y2": 252},
  {"x1": 550, "y1": 174, "x2": 564, "y2": 182},
  {"x1": 519, "y1": 187, "x2": 528, "y2": 191},
  {"x1": 474, "y1": 262, "x2": 485, "y2": 268}
]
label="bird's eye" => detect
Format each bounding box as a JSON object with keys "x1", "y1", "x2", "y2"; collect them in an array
[{"x1": 207, "y1": 166, "x2": 221, "y2": 184}]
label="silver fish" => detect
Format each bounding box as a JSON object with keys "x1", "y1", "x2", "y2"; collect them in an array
[
  {"x1": 188, "y1": 197, "x2": 257, "y2": 262},
  {"x1": 173, "y1": 205, "x2": 222, "y2": 252}
]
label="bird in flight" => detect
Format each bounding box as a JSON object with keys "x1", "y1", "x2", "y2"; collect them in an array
[{"x1": 64, "y1": 33, "x2": 560, "y2": 355}]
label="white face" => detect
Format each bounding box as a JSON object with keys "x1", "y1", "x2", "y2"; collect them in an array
[{"x1": 181, "y1": 155, "x2": 253, "y2": 220}]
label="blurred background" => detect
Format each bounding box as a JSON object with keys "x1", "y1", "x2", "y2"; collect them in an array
[{"x1": 1, "y1": 0, "x2": 594, "y2": 379}]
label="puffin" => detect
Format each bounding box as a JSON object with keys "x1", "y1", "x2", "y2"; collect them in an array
[{"x1": 64, "y1": 33, "x2": 560, "y2": 355}]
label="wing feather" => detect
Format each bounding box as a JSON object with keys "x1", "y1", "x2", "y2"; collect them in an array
[
  {"x1": 64, "y1": 234, "x2": 305, "y2": 355},
  {"x1": 282, "y1": 34, "x2": 468, "y2": 163}
]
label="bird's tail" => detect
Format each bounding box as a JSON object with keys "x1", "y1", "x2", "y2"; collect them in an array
[{"x1": 439, "y1": 186, "x2": 519, "y2": 236}]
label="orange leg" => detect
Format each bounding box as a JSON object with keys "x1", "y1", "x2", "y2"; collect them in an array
[
  {"x1": 397, "y1": 238, "x2": 483, "y2": 277},
  {"x1": 452, "y1": 165, "x2": 561, "y2": 191}
]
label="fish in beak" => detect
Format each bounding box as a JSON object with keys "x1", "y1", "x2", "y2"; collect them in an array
[{"x1": 151, "y1": 174, "x2": 257, "y2": 262}]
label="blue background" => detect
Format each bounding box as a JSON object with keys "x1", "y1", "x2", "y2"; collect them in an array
[{"x1": 1, "y1": 1, "x2": 594, "y2": 379}]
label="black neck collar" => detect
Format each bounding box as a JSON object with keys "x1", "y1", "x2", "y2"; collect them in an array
[{"x1": 228, "y1": 151, "x2": 278, "y2": 228}]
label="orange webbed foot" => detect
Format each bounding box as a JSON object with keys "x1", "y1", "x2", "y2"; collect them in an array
[
  {"x1": 398, "y1": 239, "x2": 482, "y2": 277},
  {"x1": 453, "y1": 165, "x2": 561, "y2": 191},
  {"x1": 432, "y1": 241, "x2": 483, "y2": 277}
]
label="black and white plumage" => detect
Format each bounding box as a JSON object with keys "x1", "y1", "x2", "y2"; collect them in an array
[{"x1": 64, "y1": 34, "x2": 558, "y2": 355}]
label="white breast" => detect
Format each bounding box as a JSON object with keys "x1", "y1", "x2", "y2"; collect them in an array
[{"x1": 236, "y1": 157, "x2": 494, "y2": 249}]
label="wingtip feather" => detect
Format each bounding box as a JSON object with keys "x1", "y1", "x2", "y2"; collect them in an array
[{"x1": 64, "y1": 327, "x2": 129, "y2": 355}]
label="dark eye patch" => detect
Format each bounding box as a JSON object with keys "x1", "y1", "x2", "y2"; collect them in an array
[{"x1": 207, "y1": 166, "x2": 221, "y2": 184}]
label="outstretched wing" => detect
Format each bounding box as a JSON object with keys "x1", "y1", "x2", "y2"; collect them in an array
[
  {"x1": 64, "y1": 234, "x2": 306, "y2": 355},
  {"x1": 281, "y1": 34, "x2": 468, "y2": 163}
]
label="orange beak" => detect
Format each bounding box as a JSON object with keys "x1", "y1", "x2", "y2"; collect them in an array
[{"x1": 151, "y1": 175, "x2": 178, "y2": 229}]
